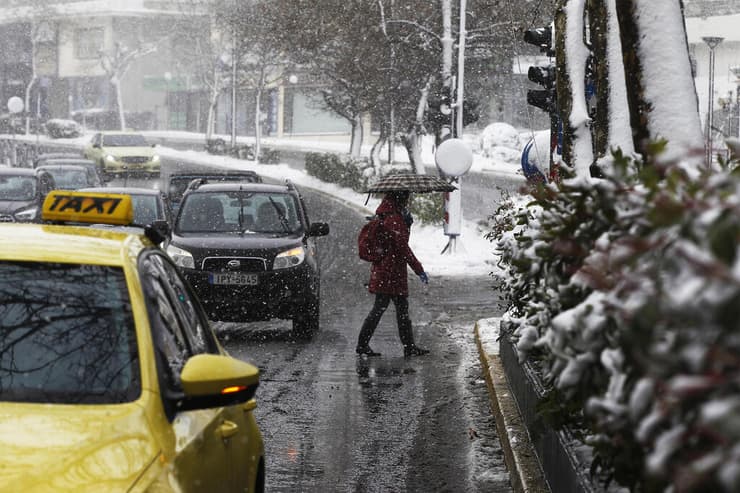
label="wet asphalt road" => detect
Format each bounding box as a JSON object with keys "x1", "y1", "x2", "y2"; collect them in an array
[
  {"x1": 44, "y1": 144, "x2": 518, "y2": 492},
  {"x1": 213, "y1": 188, "x2": 512, "y2": 492}
]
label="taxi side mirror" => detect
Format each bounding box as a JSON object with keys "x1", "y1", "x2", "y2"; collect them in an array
[
  {"x1": 178, "y1": 354, "x2": 259, "y2": 411},
  {"x1": 145, "y1": 220, "x2": 170, "y2": 245}
]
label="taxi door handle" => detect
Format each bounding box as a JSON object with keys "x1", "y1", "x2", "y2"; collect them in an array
[
  {"x1": 217, "y1": 420, "x2": 239, "y2": 439},
  {"x1": 243, "y1": 399, "x2": 257, "y2": 412}
]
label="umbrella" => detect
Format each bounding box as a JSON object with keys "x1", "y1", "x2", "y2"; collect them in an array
[{"x1": 365, "y1": 174, "x2": 457, "y2": 194}]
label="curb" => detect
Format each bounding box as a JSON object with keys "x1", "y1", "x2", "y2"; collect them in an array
[{"x1": 474, "y1": 319, "x2": 550, "y2": 493}]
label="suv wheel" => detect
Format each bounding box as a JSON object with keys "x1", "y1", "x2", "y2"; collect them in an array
[{"x1": 292, "y1": 299, "x2": 319, "y2": 339}]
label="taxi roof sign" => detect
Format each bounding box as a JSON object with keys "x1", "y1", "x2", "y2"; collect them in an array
[{"x1": 42, "y1": 191, "x2": 134, "y2": 225}]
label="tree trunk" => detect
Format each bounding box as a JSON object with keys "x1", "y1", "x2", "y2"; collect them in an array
[
  {"x1": 615, "y1": 0, "x2": 703, "y2": 167},
  {"x1": 113, "y1": 77, "x2": 126, "y2": 130},
  {"x1": 254, "y1": 87, "x2": 263, "y2": 164},
  {"x1": 556, "y1": 0, "x2": 594, "y2": 177},
  {"x1": 205, "y1": 69, "x2": 220, "y2": 141},
  {"x1": 589, "y1": 0, "x2": 609, "y2": 161},
  {"x1": 370, "y1": 129, "x2": 386, "y2": 175},
  {"x1": 349, "y1": 113, "x2": 363, "y2": 157},
  {"x1": 24, "y1": 76, "x2": 37, "y2": 135}
]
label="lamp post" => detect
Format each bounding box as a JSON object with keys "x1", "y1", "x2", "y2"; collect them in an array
[{"x1": 703, "y1": 36, "x2": 723, "y2": 168}]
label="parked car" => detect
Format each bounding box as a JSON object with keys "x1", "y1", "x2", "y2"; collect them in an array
[
  {"x1": 83, "y1": 131, "x2": 160, "y2": 177},
  {"x1": 166, "y1": 180, "x2": 329, "y2": 336},
  {"x1": 163, "y1": 170, "x2": 262, "y2": 216},
  {"x1": 31, "y1": 152, "x2": 83, "y2": 168},
  {"x1": 36, "y1": 158, "x2": 104, "y2": 187},
  {"x1": 0, "y1": 190, "x2": 265, "y2": 492},
  {"x1": 36, "y1": 164, "x2": 100, "y2": 190},
  {"x1": 0, "y1": 167, "x2": 55, "y2": 222},
  {"x1": 79, "y1": 186, "x2": 173, "y2": 228}
]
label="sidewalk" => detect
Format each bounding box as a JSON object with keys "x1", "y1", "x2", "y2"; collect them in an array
[{"x1": 474, "y1": 318, "x2": 550, "y2": 493}]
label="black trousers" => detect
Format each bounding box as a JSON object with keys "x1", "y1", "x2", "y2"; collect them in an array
[{"x1": 357, "y1": 293, "x2": 415, "y2": 349}]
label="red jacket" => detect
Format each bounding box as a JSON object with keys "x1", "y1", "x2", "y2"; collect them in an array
[{"x1": 368, "y1": 195, "x2": 424, "y2": 296}]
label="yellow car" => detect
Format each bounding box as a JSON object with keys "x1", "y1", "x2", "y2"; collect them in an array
[
  {"x1": 0, "y1": 191, "x2": 264, "y2": 493},
  {"x1": 84, "y1": 131, "x2": 161, "y2": 178}
]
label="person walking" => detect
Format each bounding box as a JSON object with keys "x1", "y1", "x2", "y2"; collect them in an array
[{"x1": 356, "y1": 190, "x2": 430, "y2": 357}]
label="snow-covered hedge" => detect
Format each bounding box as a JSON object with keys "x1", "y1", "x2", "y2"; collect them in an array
[{"x1": 491, "y1": 145, "x2": 740, "y2": 492}]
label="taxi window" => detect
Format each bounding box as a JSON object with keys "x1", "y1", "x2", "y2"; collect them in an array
[
  {"x1": 155, "y1": 257, "x2": 214, "y2": 355},
  {"x1": 0, "y1": 261, "x2": 140, "y2": 404},
  {"x1": 103, "y1": 134, "x2": 147, "y2": 147},
  {"x1": 140, "y1": 255, "x2": 190, "y2": 390}
]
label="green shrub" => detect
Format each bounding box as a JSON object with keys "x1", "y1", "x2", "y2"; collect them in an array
[
  {"x1": 304, "y1": 152, "x2": 372, "y2": 192},
  {"x1": 492, "y1": 146, "x2": 740, "y2": 492}
]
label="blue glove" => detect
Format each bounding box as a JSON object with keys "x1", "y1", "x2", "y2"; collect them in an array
[{"x1": 418, "y1": 272, "x2": 429, "y2": 285}]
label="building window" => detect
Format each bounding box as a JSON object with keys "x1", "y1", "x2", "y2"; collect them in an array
[{"x1": 75, "y1": 28, "x2": 104, "y2": 59}]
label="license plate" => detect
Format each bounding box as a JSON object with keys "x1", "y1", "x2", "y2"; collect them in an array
[{"x1": 209, "y1": 272, "x2": 259, "y2": 286}]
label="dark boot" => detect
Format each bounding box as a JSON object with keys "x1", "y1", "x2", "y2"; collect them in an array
[{"x1": 397, "y1": 309, "x2": 428, "y2": 356}]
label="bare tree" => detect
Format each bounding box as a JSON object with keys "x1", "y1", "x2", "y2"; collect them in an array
[{"x1": 99, "y1": 41, "x2": 158, "y2": 130}]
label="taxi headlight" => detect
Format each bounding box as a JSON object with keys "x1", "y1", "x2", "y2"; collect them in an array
[
  {"x1": 105, "y1": 154, "x2": 116, "y2": 163},
  {"x1": 166, "y1": 244, "x2": 195, "y2": 269},
  {"x1": 14, "y1": 207, "x2": 37, "y2": 221},
  {"x1": 273, "y1": 246, "x2": 305, "y2": 270},
  {"x1": 152, "y1": 154, "x2": 160, "y2": 163}
]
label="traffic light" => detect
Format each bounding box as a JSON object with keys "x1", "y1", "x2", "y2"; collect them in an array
[
  {"x1": 427, "y1": 92, "x2": 453, "y2": 130},
  {"x1": 524, "y1": 23, "x2": 556, "y2": 114},
  {"x1": 526, "y1": 64, "x2": 556, "y2": 113},
  {"x1": 523, "y1": 26, "x2": 554, "y2": 57}
]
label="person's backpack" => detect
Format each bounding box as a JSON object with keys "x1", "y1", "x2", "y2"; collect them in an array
[{"x1": 358, "y1": 214, "x2": 388, "y2": 262}]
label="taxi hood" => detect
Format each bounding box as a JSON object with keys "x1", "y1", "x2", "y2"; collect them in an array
[{"x1": 0, "y1": 402, "x2": 158, "y2": 492}]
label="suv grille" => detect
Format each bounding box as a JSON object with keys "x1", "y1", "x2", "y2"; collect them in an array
[
  {"x1": 202, "y1": 257, "x2": 266, "y2": 272},
  {"x1": 0, "y1": 214, "x2": 14, "y2": 223}
]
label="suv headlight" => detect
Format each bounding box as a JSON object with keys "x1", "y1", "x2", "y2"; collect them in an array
[
  {"x1": 152, "y1": 154, "x2": 160, "y2": 163},
  {"x1": 105, "y1": 154, "x2": 116, "y2": 163},
  {"x1": 14, "y1": 207, "x2": 37, "y2": 222},
  {"x1": 273, "y1": 246, "x2": 305, "y2": 270},
  {"x1": 166, "y1": 244, "x2": 195, "y2": 269}
]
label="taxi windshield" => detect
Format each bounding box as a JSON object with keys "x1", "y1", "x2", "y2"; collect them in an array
[
  {"x1": 0, "y1": 261, "x2": 140, "y2": 404},
  {"x1": 43, "y1": 168, "x2": 89, "y2": 189},
  {"x1": 0, "y1": 176, "x2": 36, "y2": 201},
  {"x1": 103, "y1": 134, "x2": 147, "y2": 147}
]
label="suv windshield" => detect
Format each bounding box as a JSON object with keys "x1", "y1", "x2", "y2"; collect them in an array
[
  {"x1": 177, "y1": 191, "x2": 302, "y2": 234},
  {"x1": 0, "y1": 175, "x2": 36, "y2": 201},
  {"x1": 103, "y1": 134, "x2": 147, "y2": 147},
  {"x1": 0, "y1": 261, "x2": 140, "y2": 404}
]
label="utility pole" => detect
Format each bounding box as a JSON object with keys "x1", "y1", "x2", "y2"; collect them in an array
[{"x1": 230, "y1": 16, "x2": 237, "y2": 147}]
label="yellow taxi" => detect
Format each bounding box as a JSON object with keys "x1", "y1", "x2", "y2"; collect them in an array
[
  {"x1": 83, "y1": 131, "x2": 161, "y2": 177},
  {"x1": 0, "y1": 191, "x2": 265, "y2": 492}
]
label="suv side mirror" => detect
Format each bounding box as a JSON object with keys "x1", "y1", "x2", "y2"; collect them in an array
[{"x1": 307, "y1": 222, "x2": 329, "y2": 237}]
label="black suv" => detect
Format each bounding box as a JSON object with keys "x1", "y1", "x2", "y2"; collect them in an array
[{"x1": 166, "y1": 180, "x2": 329, "y2": 336}]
